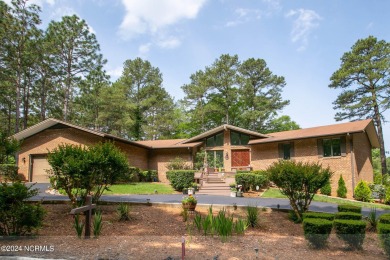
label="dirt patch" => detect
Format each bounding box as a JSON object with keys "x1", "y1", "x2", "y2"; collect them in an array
[{"x1": 0, "y1": 204, "x2": 387, "y2": 259}]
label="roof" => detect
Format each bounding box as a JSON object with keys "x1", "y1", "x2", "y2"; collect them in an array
[
  {"x1": 181, "y1": 124, "x2": 269, "y2": 144},
  {"x1": 12, "y1": 118, "x2": 151, "y2": 149},
  {"x1": 248, "y1": 119, "x2": 379, "y2": 148},
  {"x1": 135, "y1": 139, "x2": 202, "y2": 149}
]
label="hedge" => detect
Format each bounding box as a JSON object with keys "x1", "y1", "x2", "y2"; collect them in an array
[
  {"x1": 166, "y1": 170, "x2": 196, "y2": 191},
  {"x1": 139, "y1": 170, "x2": 158, "y2": 182},
  {"x1": 303, "y1": 218, "x2": 333, "y2": 248},
  {"x1": 334, "y1": 219, "x2": 366, "y2": 249},
  {"x1": 235, "y1": 172, "x2": 269, "y2": 192},
  {"x1": 379, "y1": 214, "x2": 390, "y2": 224},
  {"x1": 302, "y1": 212, "x2": 335, "y2": 221},
  {"x1": 337, "y1": 204, "x2": 362, "y2": 214},
  {"x1": 334, "y1": 212, "x2": 362, "y2": 221},
  {"x1": 378, "y1": 223, "x2": 390, "y2": 257},
  {"x1": 0, "y1": 164, "x2": 19, "y2": 181}
]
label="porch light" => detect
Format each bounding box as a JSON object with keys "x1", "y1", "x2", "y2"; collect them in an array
[
  {"x1": 225, "y1": 152, "x2": 229, "y2": 160},
  {"x1": 22, "y1": 157, "x2": 26, "y2": 164}
]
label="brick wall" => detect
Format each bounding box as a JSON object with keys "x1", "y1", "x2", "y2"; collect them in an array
[
  {"x1": 17, "y1": 128, "x2": 149, "y2": 181},
  {"x1": 251, "y1": 133, "x2": 373, "y2": 198},
  {"x1": 148, "y1": 148, "x2": 193, "y2": 182}
]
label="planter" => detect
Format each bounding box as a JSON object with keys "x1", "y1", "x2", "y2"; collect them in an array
[
  {"x1": 182, "y1": 203, "x2": 197, "y2": 211},
  {"x1": 188, "y1": 188, "x2": 195, "y2": 195},
  {"x1": 236, "y1": 191, "x2": 243, "y2": 197},
  {"x1": 230, "y1": 191, "x2": 237, "y2": 197}
]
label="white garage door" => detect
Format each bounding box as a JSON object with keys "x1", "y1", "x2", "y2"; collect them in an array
[{"x1": 32, "y1": 155, "x2": 52, "y2": 183}]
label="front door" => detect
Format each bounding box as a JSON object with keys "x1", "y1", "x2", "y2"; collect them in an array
[{"x1": 231, "y1": 149, "x2": 250, "y2": 167}]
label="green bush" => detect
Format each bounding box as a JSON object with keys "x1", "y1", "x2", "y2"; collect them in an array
[
  {"x1": 235, "y1": 173, "x2": 254, "y2": 192},
  {"x1": 0, "y1": 164, "x2": 19, "y2": 182},
  {"x1": 0, "y1": 182, "x2": 45, "y2": 236},
  {"x1": 251, "y1": 174, "x2": 270, "y2": 190},
  {"x1": 302, "y1": 212, "x2": 335, "y2": 221},
  {"x1": 334, "y1": 219, "x2": 366, "y2": 249},
  {"x1": 320, "y1": 179, "x2": 332, "y2": 196},
  {"x1": 378, "y1": 223, "x2": 390, "y2": 257},
  {"x1": 303, "y1": 218, "x2": 333, "y2": 248},
  {"x1": 379, "y1": 214, "x2": 390, "y2": 224},
  {"x1": 385, "y1": 186, "x2": 390, "y2": 205},
  {"x1": 335, "y1": 212, "x2": 362, "y2": 220},
  {"x1": 116, "y1": 167, "x2": 141, "y2": 183},
  {"x1": 246, "y1": 205, "x2": 259, "y2": 227},
  {"x1": 268, "y1": 160, "x2": 333, "y2": 222},
  {"x1": 166, "y1": 170, "x2": 195, "y2": 191},
  {"x1": 288, "y1": 210, "x2": 302, "y2": 223},
  {"x1": 337, "y1": 175, "x2": 347, "y2": 198},
  {"x1": 235, "y1": 172, "x2": 270, "y2": 192},
  {"x1": 354, "y1": 180, "x2": 372, "y2": 202},
  {"x1": 139, "y1": 170, "x2": 158, "y2": 182},
  {"x1": 166, "y1": 157, "x2": 191, "y2": 170},
  {"x1": 337, "y1": 204, "x2": 362, "y2": 214}
]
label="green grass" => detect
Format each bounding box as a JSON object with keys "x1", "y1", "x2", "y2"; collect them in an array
[
  {"x1": 103, "y1": 182, "x2": 176, "y2": 195},
  {"x1": 261, "y1": 188, "x2": 390, "y2": 210}
]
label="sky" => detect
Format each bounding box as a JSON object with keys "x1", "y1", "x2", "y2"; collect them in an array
[{"x1": 5, "y1": 0, "x2": 390, "y2": 152}]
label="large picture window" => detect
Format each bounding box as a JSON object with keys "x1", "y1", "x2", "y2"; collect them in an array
[
  {"x1": 207, "y1": 150, "x2": 224, "y2": 168},
  {"x1": 230, "y1": 131, "x2": 250, "y2": 146},
  {"x1": 323, "y1": 138, "x2": 341, "y2": 157},
  {"x1": 206, "y1": 132, "x2": 224, "y2": 147}
]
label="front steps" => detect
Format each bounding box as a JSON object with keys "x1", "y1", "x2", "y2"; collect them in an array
[{"x1": 197, "y1": 175, "x2": 233, "y2": 196}]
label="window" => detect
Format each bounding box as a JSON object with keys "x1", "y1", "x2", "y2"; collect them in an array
[
  {"x1": 206, "y1": 132, "x2": 224, "y2": 147},
  {"x1": 323, "y1": 138, "x2": 341, "y2": 157},
  {"x1": 278, "y1": 142, "x2": 294, "y2": 160},
  {"x1": 207, "y1": 150, "x2": 224, "y2": 168},
  {"x1": 230, "y1": 131, "x2": 250, "y2": 146}
]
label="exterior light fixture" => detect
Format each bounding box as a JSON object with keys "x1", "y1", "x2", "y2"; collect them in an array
[{"x1": 225, "y1": 152, "x2": 229, "y2": 160}]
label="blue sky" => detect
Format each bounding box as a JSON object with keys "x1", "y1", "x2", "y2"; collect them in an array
[{"x1": 7, "y1": 0, "x2": 390, "y2": 151}]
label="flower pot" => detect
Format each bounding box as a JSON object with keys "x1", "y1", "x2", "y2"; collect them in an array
[
  {"x1": 188, "y1": 188, "x2": 195, "y2": 195},
  {"x1": 236, "y1": 191, "x2": 243, "y2": 197},
  {"x1": 182, "y1": 203, "x2": 197, "y2": 211},
  {"x1": 230, "y1": 191, "x2": 237, "y2": 197}
]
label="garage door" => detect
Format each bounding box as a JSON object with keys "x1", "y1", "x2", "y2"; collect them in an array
[
  {"x1": 31, "y1": 155, "x2": 52, "y2": 183},
  {"x1": 231, "y1": 149, "x2": 250, "y2": 167}
]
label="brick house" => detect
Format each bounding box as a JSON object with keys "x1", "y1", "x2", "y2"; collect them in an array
[{"x1": 13, "y1": 118, "x2": 378, "y2": 198}]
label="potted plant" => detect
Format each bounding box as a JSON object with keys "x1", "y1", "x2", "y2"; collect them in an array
[
  {"x1": 236, "y1": 185, "x2": 243, "y2": 197},
  {"x1": 182, "y1": 187, "x2": 188, "y2": 195},
  {"x1": 182, "y1": 195, "x2": 197, "y2": 211},
  {"x1": 230, "y1": 188, "x2": 237, "y2": 197}
]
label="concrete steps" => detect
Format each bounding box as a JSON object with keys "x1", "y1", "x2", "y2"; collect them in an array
[{"x1": 198, "y1": 176, "x2": 231, "y2": 196}]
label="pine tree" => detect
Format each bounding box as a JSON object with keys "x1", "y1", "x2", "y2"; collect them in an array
[{"x1": 337, "y1": 175, "x2": 347, "y2": 198}]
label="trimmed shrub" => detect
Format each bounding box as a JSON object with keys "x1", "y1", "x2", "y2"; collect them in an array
[
  {"x1": 251, "y1": 173, "x2": 270, "y2": 190},
  {"x1": 354, "y1": 180, "x2": 372, "y2": 202},
  {"x1": 235, "y1": 172, "x2": 270, "y2": 192},
  {"x1": 302, "y1": 212, "x2": 335, "y2": 221},
  {"x1": 337, "y1": 175, "x2": 347, "y2": 198},
  {"x1": 235, "y1": 173, "x2": 253, "y2": 192},
  {"x1": 334, "y1": 219, "x2": 366, "y2": 249},
  {"x1": 303, "y1": 218, "x2": 333, "y2": 248},
  {"x1": 166, "y1": 170, "x2": 195, "y2": 191},
  {"x1": 335, "y1": 212, "x2": 362, "y2": 220},
  {"x1": 378, "y1": 223, "x2": 390, "y2": 257},
  {"x1": 0, "y1": 164, "x2": 19, "y2": 182},
  {"x1": 379, "y1": 214, "x2": 390, "y2": 224},
  {"x1": 116, "y1": 167, "x2": 141, "y2": 183},
  {"x1": 0, "y1": 182, "x2": 45, "y2": 235},
  {"x1": 320, "y1": 179, "x2": 332, "y2": 196},
  {"x1": 139, "y1": 170, "x2": 158, "y2": 182},
  {"x1": 166, "y1": 157, "x2": 191, "y2": 170},
  {"x1": 338, "y1": 204, "x2": 362, "y2": 214},
  {"x1": 385, "y1": 186, "x2": 390, "y2": 205}
]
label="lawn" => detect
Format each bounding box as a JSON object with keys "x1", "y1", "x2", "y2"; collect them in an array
[
  {"x1": 261, "y1": 188, "x2": 390, "y2": 210},
  {"x1": 103, "y1": 182, "x2": 176, "y2": 195}
]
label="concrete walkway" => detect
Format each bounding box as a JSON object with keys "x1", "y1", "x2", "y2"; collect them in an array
[{"x1": 27, "y1": 183, "x2": 390, "y2": 216}]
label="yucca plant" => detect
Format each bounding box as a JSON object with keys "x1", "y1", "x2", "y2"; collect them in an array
[
  {"x1": 365, "y1": 207, "x2": 378, "y2": 231},
  {"x1": 73, "y1": 214, "x2": 84, "y2": 238},
  {"x1": 246, "y1": 205, "x2": 259, "y2": 227},
  {"x1": 194, "y1": 214, "x2": 202, "y2": 231},
  {"x1": 93, "y1": 210, "x2": 103, "y2": 238},
  {"x1": 234, "y1": 218, "x2": 248, "y2": 235},
  {"x1": 117, "y1": 203, "x2": 130, "y2": 221}
]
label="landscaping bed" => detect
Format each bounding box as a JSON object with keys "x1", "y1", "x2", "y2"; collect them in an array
[{"x1": 0, "y1": 204, "x2": 387, "y2": 259}]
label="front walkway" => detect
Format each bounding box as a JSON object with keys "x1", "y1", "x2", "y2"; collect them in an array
[{"x1": 28, "y1": 183, "x2": 389, "y2": 216}]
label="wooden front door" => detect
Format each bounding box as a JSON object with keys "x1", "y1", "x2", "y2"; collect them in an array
[{"x1": 231, "y1": 149, "x2": 250, "y2": 167}]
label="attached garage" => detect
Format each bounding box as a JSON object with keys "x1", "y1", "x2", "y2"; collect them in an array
[{"x1": 30, "y1": 154, "x2": 51, "y2": 183}]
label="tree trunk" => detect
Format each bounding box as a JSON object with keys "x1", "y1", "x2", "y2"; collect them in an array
[{"x1": 372, "y1": 91, "x2": 388, "y2": 175}]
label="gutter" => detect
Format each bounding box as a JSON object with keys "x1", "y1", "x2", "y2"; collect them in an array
[{"x1": 349, "y1": 134, "x2": 355, "y2": 197}]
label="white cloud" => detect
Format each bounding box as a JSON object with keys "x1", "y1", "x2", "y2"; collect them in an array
[
  {"x1": 107, "y1": 66, "x2": 123, "y2": 79},
  {"x1": 138, "y1": 43, "x2": 152, "y2": 57},
  {"x1": 119, "y1": 0, "x2": 207, "y2": 40},
  {"x1": 4, "y1": 0, "x2": 55, "y2": 6},
  {"x1": 50, "y1": 6, "x2": 77, "y2": 20},
  {"x1": 156, "y1": 36, "x2": 181, "y2": 49},
  {"x1": 286, "y1": 9, "x2": 322, "y2": 51}
]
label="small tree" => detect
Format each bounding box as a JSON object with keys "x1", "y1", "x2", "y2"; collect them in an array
[
  {"x1": 268, "y1": 160, "x2": 333, "y2": 222},
  {"x1": 337, "y1": 175, "x2": 347, "y2": 198},
  {"x1": 320, "y1": 179, "x2": 332, "y2": 196},
  {"x1": 48, "y1": 142, "x2": 130, "y2": 206},
  {"x1": 354, "y1": 180, "x2": 372, "y2": 202},
  {"x1": 166, "y1": 157, "x2": 191, "y2": 170}
]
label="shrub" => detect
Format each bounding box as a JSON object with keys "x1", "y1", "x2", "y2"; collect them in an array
[
  {"x1": 379, "y1": 214, "x2": 390, "y2": 224},
  {"x1": 139, "y1": 170, "x2": 158, "y2": 182},
  {"x1": 0, "y1": 164, "x2": 19, "y2": 182},
  {"x1": 320, "y1": 179, "x2": 332, "y2": 196},
  {"x1": 48, "y1": 142, "x2": 130, "y2": 206},
  {"x1": 93, "y1": 210, "x2": 103, "y2": 238},
  {"x1": 302, "y1": 212, "x2": 335, "y2": 221},
  {"x1": 303, "y1": 218, "x2": 333, "y2": 248},
  {"x1": 267, "y1": 160, "x2": 333, "y2": 222},
  {"x1": 337, "y1": 204, "x2": 362, "y2": 214},
  {"x1": 378, "y1": 223, "x2": 390, "y2": 257},
  {"x1": 116, "y1": 167, "x2": 141, "y2": 183},
  {"x1": 288, "y1": 210, "x2": 301, "y2": 224},
  {"x1": 73, "y1": 214, "x2": 84, "y2": 238},
  {"x1": 385, "y1": 186, "x2": 390, "y2": 205},
  {"x1": 335, "y1": 212, "x2": 362, "y2": 220},
  {"x1": 246, "y1": 205, "x2": 259, "y2": 227},
  {"x1": 365, "y1": 207, "x2": 378, "y2": 231},
  {"x1": 235, "y1": 173, "x2": 254, "y2": 192},
  {"x1": 251, "y1": 174, "x2": 270, "y2": 190},
  {"x1": 166, "y1": 157, "x2": 191, "y2": 170},
  {"x1": 334, "y1": 219, "x2": 366, "y2": 249},
  {"x1": 213, "y1": 208, "x2": 234, "y2": 242},
  {"x1": 354, "y1": 180, "x2": 372, "y2": 202},
  {"x1": 369, "y1": 183, "x2": 386, "y2": 201},
  {"x1": 166, "y1": 170, "x2": 195, "y2": 191},
  {"x1": 235, "y1": 172, "x2": 270, "y2": 192},
  {"x1": 0, "y1": 182, "x2": 45, "y2": 236},
  {"x1": 337, "y1": 175, "x2": 347, "y2": 198},
  {"x1": 234, "y1": 219, "x2": 248, "y2": 235}
]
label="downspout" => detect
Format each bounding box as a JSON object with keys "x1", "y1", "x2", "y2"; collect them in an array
[{"x1": 349, "y1": 134, "x2": 355, "y2": 198}]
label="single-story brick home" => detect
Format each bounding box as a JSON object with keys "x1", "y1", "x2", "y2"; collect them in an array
[{"x1": 13, "y1": 118, "x2": 379, "y2": 198}]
